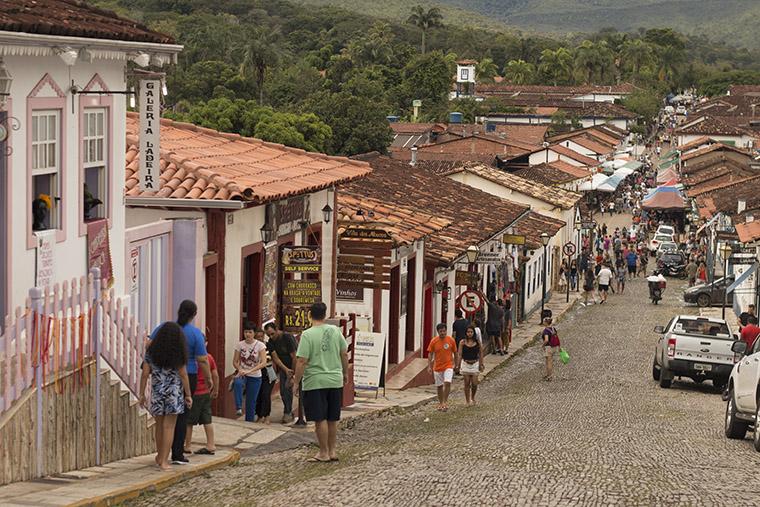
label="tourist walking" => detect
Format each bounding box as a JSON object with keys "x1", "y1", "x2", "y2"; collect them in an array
[
  {"x1": 686, "y1": 258, "x2": 698, "y2": 287},
  {"x1": 452, "y1": 309, "x2": 470, "y2": 347},
  {"x1": 542, "y1": 316, "x2": 561, "y2": 381},
  {"x1": 150, "y1": 300, "x2": 212, "y2": 466},
  {"x1": 485, "y1": 299, "x2": 506, "y2": 355},
  {"x1": 139, "y1": 322, "x2": 192, "y2": 471},
  {"x1": 428, "y1": 323, "x2": 457, "y2": 411},
  {"x1": 616, "y1": 260, "x2": 627, "y2": 294},
  {"x1": 293, "y1": 302, "x2": 349, "y2": 463},
  {"x1": 625, "y1": 249, "x2": 638, "y2": 281},
  {"x1": 255, "y1": 329, "x2": 274, "y2": 424},
  {"x1": 570, "y1": 260, "x2": 578, "y2": 290},
  {"x1": 264, "y1": 322, "x2": 298, "y2": 423},
  {"x1": 233, "y1": 321, "x2": 267, "y2": 422},
  {"x1": 597, "y1": 263, "x2": 613, "y2": 304},
  {"x1": 184, "y1": 338, "x2": 218, "y2": 456},
  {"x1": 583, "y1": 268, "x2": 597, "y2": 306},
  {"x1": 457, "y1": 325, "x2": 484, "y2": 406},
  {"x1": 697, "y1": 261, "x2": 707, "y2": 283}
]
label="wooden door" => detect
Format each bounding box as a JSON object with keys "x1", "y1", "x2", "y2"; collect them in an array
[
  {"x1": 388, "y1": 265, "x2": 400, "y2": 364},
  {"x1": 405, "y1": 257, "x2": 416, "y2": 352},
  {"x1": 422, "y1": 284, "x2": 433, "y2": 358},
  {"x1": 205, "y1": 261, "x2": 224, "y2": 414}
]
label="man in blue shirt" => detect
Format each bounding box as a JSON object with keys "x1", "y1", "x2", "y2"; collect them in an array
[
  {"x1": 625, "y1": 250, "x2": 638, "y2": 281},
  {"x1": 150, "y1": 300, "x2": 213, "y2": 464}
]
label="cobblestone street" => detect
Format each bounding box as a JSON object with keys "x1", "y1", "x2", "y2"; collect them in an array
[{"x1": 128, "y1": 264, "x2": 760, "y2": 506}]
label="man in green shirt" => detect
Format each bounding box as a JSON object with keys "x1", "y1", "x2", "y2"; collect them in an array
[{"x1": 293, "y1": 302, "x2": 349, "y2": 462}]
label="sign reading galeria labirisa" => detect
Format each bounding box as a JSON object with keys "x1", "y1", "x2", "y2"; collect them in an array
[
  {"x1": 139, "y1": 79, "x2": 160, "y2": 192},
  {"x1": 353, "y1": 331, "x2": 386, "y2": 390}
]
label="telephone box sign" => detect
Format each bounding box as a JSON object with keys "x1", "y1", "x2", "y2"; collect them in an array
[{"x1": 139, "y1": 79, "x2": 161, "y2": 192}]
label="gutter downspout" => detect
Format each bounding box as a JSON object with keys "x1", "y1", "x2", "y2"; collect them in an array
[{"x1": 126, "y1": 197, "x2": 247, "y2": 209}]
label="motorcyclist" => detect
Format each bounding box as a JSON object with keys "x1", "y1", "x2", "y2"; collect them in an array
[{"x1": 647, "y1": 270, "x2": 667, "y2": 303}]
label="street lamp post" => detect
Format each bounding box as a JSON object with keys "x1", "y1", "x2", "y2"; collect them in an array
[
  {"x1": 574, "y1": 221, "x2": 582, "y2": 293},
  {"x1": 721, "y1": 243, "x2": 732, "y2": 320},
  {"x1": 465, "y1": 244, "x2": 480, "y2": 290},
  {"x1": 540, "y1": 233, "x2": 550, "y2": 322}
]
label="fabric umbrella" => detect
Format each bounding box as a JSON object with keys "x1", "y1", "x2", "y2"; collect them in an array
[{"x1": 641, "y1": 186, "x2": 687, "y2": 210}]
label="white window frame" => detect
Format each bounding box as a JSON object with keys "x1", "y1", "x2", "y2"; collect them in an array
[
  {"x1": 82, "y1": 108, "x2": 107, "y2": 220},
  {"x1": 31, "y1": 110, "x2": 61, "y2": 230}
]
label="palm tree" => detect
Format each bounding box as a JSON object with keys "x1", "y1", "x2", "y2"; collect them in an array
[
  {"x1": 240, "y1": 27, "x2": 282, "y2": 105},
  {"x1": 503, "y1": 59, "x2": 535, "y2": 85},
  {"x1": 620, "y1": 39, "x2": 654, "y2": 84},
  {"x1": 476, "y1": 57, "x2": 499, "y2": 83},
  {"x1": 656, "y1": 45, "x2": 685, "y2": 84},
  {"x1": 407, "y1": 6, "x2": 443, "y2": 54},
  {"x1": 539, "y1": 48, "x2": 573, "y2": 85},
  {"x1": 573, "y1": 40, "x2": 599, "y2": 84}
]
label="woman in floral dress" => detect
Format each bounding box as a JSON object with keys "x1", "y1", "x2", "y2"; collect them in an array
[{"x1": 139, "y1": 322, "x2": 192, "y2": 471}]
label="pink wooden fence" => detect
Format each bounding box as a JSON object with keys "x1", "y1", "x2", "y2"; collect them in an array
[{"x1": 100, "y1": 288, "x2": 148, "y2": 396}]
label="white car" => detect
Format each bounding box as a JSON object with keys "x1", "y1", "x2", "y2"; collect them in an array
[
  {"x1": 656, "y1": 241, "x2": 679, "y2": 256},
  {"x1": 725, "y1": 338, "x2": 760, "y2": 449},
  {"x1": 664, "y1": 105, "x2": 675, "y2": 114},
  {"x1": 649, "y1": 233, "x2": 674, "y2": 253},
  {"x1": 656, "y1": 225, "x2": 676, "y2": 237},
  {"x1": 676, "y1": 105, "x2": 687, "y2": 115}
]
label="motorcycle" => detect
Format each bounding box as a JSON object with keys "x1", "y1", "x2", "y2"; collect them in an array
[
  {"x1": 647, "y1": 272, "x2": 667, "y2": 304},
  {"x1": 659, "y1": 262, "x2": 686, "y2": 278}
]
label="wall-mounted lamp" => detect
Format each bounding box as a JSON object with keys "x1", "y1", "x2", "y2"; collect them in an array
[
  {"x1": 129, "y1": 52, "x2": 151, "y2": 68},
  {"x1": 322, "y1": 204, "x2": 333, "y2": 224},
  {"x1": 260, "y1": 222, "x2": 275, "y2": 243}
]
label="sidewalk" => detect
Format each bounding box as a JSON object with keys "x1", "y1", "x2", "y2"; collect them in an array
[{"x1": 0, "y1": 291, "x2": 580, "y2": 506}]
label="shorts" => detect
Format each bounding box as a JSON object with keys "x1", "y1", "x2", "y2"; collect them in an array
[
  {"x1": 303, "y1": 387, "x2": 343, "y2": 422},
  {"x1": 599, "y1": 284, "x2": 609, "y2": 292},
  {"x1": 544, "y1": 345, "x2": 559, "y2": 358},
  {"x1": 460, "y1": 361, "x2": 480, "y2": 375},
  {"x1": 627, "y1": 265, "x2": 636, "y2": 274},
  {"x1": 433, "y1": 368, "x2": 454, "y2": 386},
  {"x1": 187, "y1": 393, "x2": 212, "y2": 425}
]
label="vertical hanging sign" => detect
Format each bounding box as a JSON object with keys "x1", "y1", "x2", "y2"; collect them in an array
[{"x1": 138, "y1": 79, "x2": 160, "y2": 192}]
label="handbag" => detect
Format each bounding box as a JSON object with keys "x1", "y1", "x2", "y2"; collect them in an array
[
  {"x1": 559, "y1": 348, "x2": 570, "y2": 365},
  {"x1": 265, "y1": 365, "x2": 276, "y2": 381}
]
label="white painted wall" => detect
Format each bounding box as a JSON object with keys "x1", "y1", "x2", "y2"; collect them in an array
[
  {"x1": 677, "y1": 133, "x2": 756, "y2": 149},
  {"x1": 5, "y1": 54, "x2": 128, "y2": 312}
]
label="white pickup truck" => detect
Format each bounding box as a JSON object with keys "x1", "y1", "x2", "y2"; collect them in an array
[
  {"x1": 724, "y1": 337, "x2": 760, "y2": 450},
  {"x1": 652, "y1": 315, "x2": 738, "y2": 390}
]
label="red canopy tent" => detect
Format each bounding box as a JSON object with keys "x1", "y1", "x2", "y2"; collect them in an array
[{"x1": 641, "y1": 186, "x2": 687, "y2": 211}]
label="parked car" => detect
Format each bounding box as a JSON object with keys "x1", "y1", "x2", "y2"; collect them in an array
[
  {"x1": 656, "y1": 225, "x2": 676, "y2": 237},
  {"x1": 725, "y1": 338, "x2": 760, "y2": 448},
  {"x1": 649, "y1": 233, "x2": 675, "y2": 253},
  {"x1": 652, "y1": 315, "x2": 738, "y2": 390},
  {"x1": 683, "y1": 275, "x2": 735, "y2": 307},
  {"x1": 676, "y1": 105, "x2": 687, "y2": 115},
  {"x1": 656, "y1": 241, "x2": 679, "y2": 256},
  {"x1": 657, "y1": 251, "x2": 687, "y2": 277},
  {"x1": 664, "y1": 105, "x2": 675, "y2": 114}
]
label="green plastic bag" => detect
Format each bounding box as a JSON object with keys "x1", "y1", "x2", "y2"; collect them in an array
[{"x1": 559, "y1": 348, "x2": 570, "y2": 365}]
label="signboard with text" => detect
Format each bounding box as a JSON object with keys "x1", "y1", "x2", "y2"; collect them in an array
[
  {"x1": 353, "y1": 331, "x2": 386, "y2": 390},
  {"x1": 336, "y1": 238, "x2": 392, "y2": 289},
  {"x1": 86, "y1": 218, "x2": 113, "y2": 286},
  {"x1": 341, "y1": 227, "x2": 392, "y2": 241},
  {"x1": 281, "y1": 246, "x2": 321, "y2": 273},
  {"x1": 282, "y1": 280, "x2": 321, "y2": 306},
  {"x1": 336, "y1": 284, "x2": 364, "y2": 301},
  {"x1": 138, "y1": 79, "x2": 160, "y2": 192},
  {"x1": 502, "y1": 234, "x2": 526, "y2": 245},
  {"x1": 34, "y1": 230, "x2": 55, "y2": 289}
]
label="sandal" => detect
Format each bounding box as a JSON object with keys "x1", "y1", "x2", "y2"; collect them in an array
[
  {"x1": 306, "y1": 457, "x2": 331, "y2": 463},
  {"x1": 195, "y1": 448, "x2": 215, "y2": 455}
]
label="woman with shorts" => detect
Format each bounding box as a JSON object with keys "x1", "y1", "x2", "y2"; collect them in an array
[
  {"x1": 542, "y1": 317, "x2": 561, "y2": 381},
  {"x1": 457, "y1": 325, "x2": 484, "y2": 405}
]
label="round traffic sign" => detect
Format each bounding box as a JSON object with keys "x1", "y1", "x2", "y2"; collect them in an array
[
  {"x1": 562, "y1": 242, "x2": 576, "y2": 257},
  {"x1": 456, "y1": 290, "x2": 484, "y2": 314}
]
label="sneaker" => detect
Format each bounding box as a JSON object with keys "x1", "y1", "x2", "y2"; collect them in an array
[
  {"x1": 171, "y1": 456, "x2": 190, "y2": 465},
  {"x1": 294, "y1": 419, "x2": 307, "y2": 427},
  {"x1": 236, "y1": 409, "x2": 242, "y2": 416}
]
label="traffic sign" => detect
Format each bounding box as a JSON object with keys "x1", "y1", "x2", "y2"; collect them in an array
[
  {"x1": 456, "y1": 290, "x2": 484, "y2": 314},
  {"x1": 581, "y1": 221, "x2": 596, "y2": 230},
  {"x1": 562, "y1": 242, "x2": 576, "y2": 257}
]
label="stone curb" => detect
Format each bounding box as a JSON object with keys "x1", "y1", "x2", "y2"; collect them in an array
[{"x1": 66, "y1": 451, "x2": 240, "y2": 507}]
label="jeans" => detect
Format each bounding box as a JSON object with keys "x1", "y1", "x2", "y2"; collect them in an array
[
  {"x1": 233, "y1": 375, "x2": 262, "y2": 422},
  {"x1": 255, "y1": 371, "x2": 272, "y2": 418},
  {"x1": 278, "y1": 369, "x2": 293, "y2": 416},
  {"x1": 172, "y1": 373, "x2": 197, "y2": 460}
]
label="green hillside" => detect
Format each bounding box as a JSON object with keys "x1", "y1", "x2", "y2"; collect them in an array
[{"x1": 300, "y1": 0, "x2": 760, "y2": 48}]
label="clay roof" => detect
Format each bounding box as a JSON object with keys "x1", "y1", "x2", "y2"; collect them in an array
[
  {"x1": 676, "y1": 116, "x2": 756, "y2": 137},
  {"x1": 567, "y1": 136, "x2": 614, "y2": 155},
  {"x1": 485, "y1": 99, "x2": 637, "y2": 119},
  {"x1": 440, "y1": 123, "x2": 548, "y2": 146},
  {"x1": 389, "y1": 123, "x2": 437, "y2": 134},
  {"x1": 346, "y1": 153, "x2": 530, "y2": 265},
  {"x1": 676, "y1": 136, "x2": 714, "y2": 153},
  {"x1": 458, "y1": 164, "x2": 581, "y2": 210},
  {"x1": 0, "y1": 0, "x2": 175, "y2": 44},
  {"x1": 693, "y1": 175, "x2": 760, "y2": 219},
  {"x1": 680, "y1": 142, "x2": 751, "y2": 162},
  {"x1": 411, "y1": 159, "x2": 477, "y2": 176},
  {"x1": 547, "y1": 125, "x2": 623, "y2": 145},
  {"x1": 689, "y1": 174, "x2": 760, "y2": 199},
  {"x1": 513, "y1": 212, "x2": 566, "y2": 249},
  {"x1": 548, "y1": 160, "x2": 593, "y2": 179},
  {"x1": 124, "y1": 113, "x2": 371, "y2": 203},
  {"x1": 513, "y1": 163, "x2": 582, "y2": 185},
  {"x1": 475, "y1": 83, "x2": 636, "y2": 96},
  {"x1": 729, "y1": 85, "x2": 760, "y2": 97},
  {"x1": 337, "y1": 194, "x2": 451, "y2": 246},
  {"x1": 736, "y1": 221, "x2": 760, "y2": 243},
  {"x1": 546, "y1": 144, "x2": 600, "y2": 166}
]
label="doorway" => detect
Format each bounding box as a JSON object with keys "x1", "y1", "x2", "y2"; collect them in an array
[
  {"x1": 241, "y1": 250, "x2": 263, "y2": 330},
  {"x1": 405, "y1": 256, "x2": 416, "y2": 353},
  {"x1": 204, "y1": 258, "x2": 224, "y2": 414},
  {"x1": 422, "y1": 283, "x2": 433, "y2": 358},
  {"x1": 388, "y1": 265, "x2": 400, "y2": 365}
]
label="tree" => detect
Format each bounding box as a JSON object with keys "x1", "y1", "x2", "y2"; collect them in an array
[
  {"x1": 476, "y1": 57, "x2": 499, "y2": 83},
  {"x1": 346, "y1": 22, "x2": 396, "y2": 66},
  {"x1": 620, "y1": 39, "x2": 654, "y2": 83},
  {"x1": 655, "y1": 45, "x2": 686, "y2": 85},
  {"x1": 573, "y1": 40, "x2": 614, "y2": 84},
  {"x1": 538, "y1": 48, "x2": 573, "y2": 85},
  {"x1": 240, "y1": 27, "x2": 283, "y2": 105},
  {"x1": 303, "y1": 91, "x2": 393, "y2": 155},
  {"x1": 622, "y1": 88, "x2": 661, "y2": 124},
  {"x1": 407, "y1": 5, "x2": 443, "y2": 54},
  {"x1": 398, "y1": 51, "x2": 453, "y2": 113},
  {"x1": 503, "y1": 59, "x2": 535, "y2": 85}
]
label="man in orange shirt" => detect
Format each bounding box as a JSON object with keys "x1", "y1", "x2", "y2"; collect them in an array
[{"x1": 427, "y1": 323, "x2": 457, "y2": 411}]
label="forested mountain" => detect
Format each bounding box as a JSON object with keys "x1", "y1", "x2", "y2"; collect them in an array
[
  {"x1": 301, "y1": 0, "x2": 760, "y2": 49},
  {"x1": 90, "y1": 0, "x2": 760, "y2": 155}
]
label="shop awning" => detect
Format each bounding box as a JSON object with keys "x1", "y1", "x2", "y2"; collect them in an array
[
  {"x1": 657, "y1": 167, "x2": 678, "y2": 184},
  {"x1": 658, "y1": 158, "x2": 679, "y2": 170},
  {"x1": 600, "y1": 159, "x2": 628, "y2": 175},
  {"x1": 597, "y1": 171, "x2": 626, "y2": 192},
  {"x1": 622, "y1": 161, "x2": 643, "y2": 172},
  {"x1": 577, "y1": 172, "x2": 609, "y2": 191},
  {"x1": 641, "y1": 186, "x2": 687, "y2": 210},
  {"x1": 662, "y1": 150, "x2": 678, "y2": 160}
]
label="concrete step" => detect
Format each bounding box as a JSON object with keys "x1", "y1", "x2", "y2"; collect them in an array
[{"x1": 385, "y1": 358, "x2": 432, "y2": 390}]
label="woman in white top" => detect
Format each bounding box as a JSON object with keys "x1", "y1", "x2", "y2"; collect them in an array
[{"x1": 232, "y1": 321, "x2": 267, "y2": 422}]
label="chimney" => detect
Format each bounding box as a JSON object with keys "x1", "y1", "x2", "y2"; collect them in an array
[
  {"x1": 410, "y1": 146, "x2": 418, "y2": 166},
  {"x1": 738, "y1": 199, "x2": 747, "y2": 214}
]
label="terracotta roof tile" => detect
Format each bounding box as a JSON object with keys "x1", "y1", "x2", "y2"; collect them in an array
[
  {"x1": 456, "y1": 164, "x2": 581, "y2": 210},
  {"x1": 544, "y1": 144, "x2": 600, "y2": 166},
  {"x1": 0, "y1": 0, "x2": 175, "y2": 44},
  {"x1": 345, "y1": 154, "x2": 530, "y2": 265},
  {"x1": 124, "y1": 113, "x2": 371, "y2": 204},
  {"x1": 513, "y1": 163, "x2": 581, "y2": 185},
  {"x1": 512, "y1": 212, "x2": 566, "y2": 249},
  {"x1": 736, "y1": 221, "x2": 760, "y2": 243},
  {"x1": 680, "y1": 142, "x2": 751, "y2": 162},
  {"x1": 675, "y1": 115, "x2": 757, "y2": 137}
]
